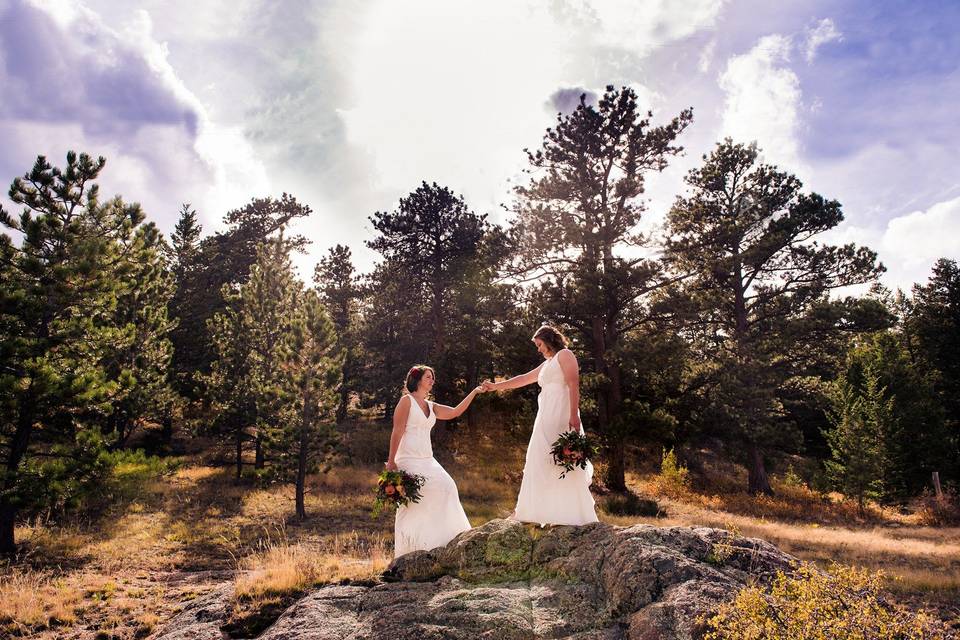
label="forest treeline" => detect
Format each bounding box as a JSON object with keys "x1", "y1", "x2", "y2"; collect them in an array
[{"x1": 1, "y1": 86, "x2": 957, "y2": 552}]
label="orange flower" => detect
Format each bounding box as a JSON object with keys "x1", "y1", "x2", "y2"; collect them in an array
[
  {"x1": 385, "y1": 485, "x2": 396, "y2": 495},
  {"x1": 398, "y1": 485, "x2": 406, "y2": 496}
]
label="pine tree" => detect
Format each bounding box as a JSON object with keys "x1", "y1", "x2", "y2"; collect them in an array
[
  {"x1": 903, "y1": 258, "x2": 960, "y2": 472},
  {"x1": 205, "y1": 235, "x2": 300, "y2": 477},
  {"x1": 314, "y1": 245, "x2": 364, "y2": 422},
  {"x1": 665, "y1": 139, "x2": 885, "y2": 495},
  {"x1": 833, "y1": 331, "x2": 950, "y2": 500},
  {"x1": 364, "y1": 182, "x2": 504, "y2": 414},
  {"x1": 509, "y1": 85, "x2": 693, "y2": 492},
  {"x1": 0, "y1": 152, "x2": 149, "y2": 552},
  {"x1": 164, "y1": 204, "x2": 205, "y2": 394},
  {"x1": 179, "y1": 194, "x2": 312, "y2": 399},
  {"x1": 824, "y1": 373, "x2": 889, "y2": 515},
  {"x1": 104, "y1": 219, "x2": 178, "y2": 446},
  {"x1": 282, "y1": 289, "x2": 342, "y2": 519}
]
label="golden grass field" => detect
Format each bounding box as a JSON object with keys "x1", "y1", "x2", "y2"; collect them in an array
[{"x1": 2, "y1": 416, "x2": 958, "y2": 638}]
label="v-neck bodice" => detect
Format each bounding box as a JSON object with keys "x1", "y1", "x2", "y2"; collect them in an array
[{"x1": 396, "y1": 395, "x2": 436, "y2": 460}]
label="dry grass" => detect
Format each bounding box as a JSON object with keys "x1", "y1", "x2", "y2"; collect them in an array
[
  {"x1": 235, "y1": 532, "x2": 390, "y2": 600},
  {"x1": 6, "y1": 419, "x2": 960, "y2": 636},
  {"x1": 0, "y1": 570, "x2": 82, "y2": 636}
]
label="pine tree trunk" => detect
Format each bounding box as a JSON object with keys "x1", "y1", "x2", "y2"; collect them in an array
[
  {"x1": 161, "y1": 412, "x2": 174, "y2": 446},
  {"x1": 254, "y1": 432, "x2": 264, "y2": 469},
  {"x1": 747, "y1": 444, "x2": 774, "y2": 496},
  {"x1": 335, "y1": 385, "x2": 349, "y2": 423},
  {"x1": 296, "y1": 396, "x2": 312, "y2": 521},
  {"x1": 235, "y1": 424, "x2": 243, "y2": 480},
  {"x1": 2, "y1": 391, "x2": 38, "y2": 553},
  {"x1": 0, "y1": 503, "x2": 15, "y2": 554},
  {"x1": 592, "y1": 316, "x2": 627, "y2": 493}
]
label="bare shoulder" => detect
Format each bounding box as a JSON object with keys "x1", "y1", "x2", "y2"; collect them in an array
[
  {"x1": 395, "y1": 394, "x2": 411, "y2": 411},
  {"x1": 557, "y1": 348, "x2": 577, "y2": 363}
]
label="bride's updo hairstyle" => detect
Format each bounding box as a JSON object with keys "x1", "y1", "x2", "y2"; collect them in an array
[
  {"x1": 405, "y1": 364, "x2": 435, "y2": 393},
  {"x1": 532, "y1": 324, "x2": 569, "y2": 354}
]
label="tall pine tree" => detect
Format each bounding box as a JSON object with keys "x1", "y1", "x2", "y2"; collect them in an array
[
  {"x1": 509, "y1": 85, "x2": 693, "y2": 492},
  {"x1": 666, "y1": 139, "x2": 885, "y2": 494},
  {"x1": 314, "y1": 244, "x2": 364, "y2": 422},
  {"x1": 0, "y1": 152, "x2": 158, "y2": 552}
]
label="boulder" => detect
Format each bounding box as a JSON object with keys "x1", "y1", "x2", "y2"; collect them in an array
[{"x1": 154, "y1": 519, "x2": 796, "y2": 640}]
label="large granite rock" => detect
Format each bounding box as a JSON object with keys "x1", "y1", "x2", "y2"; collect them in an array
[{"x1": 154, "y1": 519, "x2": 797, "y2": 640}]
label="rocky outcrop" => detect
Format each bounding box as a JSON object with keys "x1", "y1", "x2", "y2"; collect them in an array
[{"x1": 154, "y1": 519, "x2": 797, "y2": 640}]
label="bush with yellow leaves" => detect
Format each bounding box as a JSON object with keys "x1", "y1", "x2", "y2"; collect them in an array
[{"x1": 702, "y1": 561, "x2": 952, "y2": 639}]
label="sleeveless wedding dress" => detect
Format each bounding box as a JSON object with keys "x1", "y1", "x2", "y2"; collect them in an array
[
  {"x1": 393, "y1": 397, "x2": 471, "y2": 558},
  {"x1": 514, "y1": 350, "x2": 599, "y2": 526}
]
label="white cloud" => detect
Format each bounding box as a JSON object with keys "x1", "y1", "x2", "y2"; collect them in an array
[
  {"x1": 718, "y1": 34, "x2": 807, "y2": 177},
  {"x1": 107, "y1": 7, "x2": 271, "y2": 230},
  {"x1": 825, "y1": 195, "x2": 960, "y2": 293},
  {"x1": 804, "y1": 17, "x2": 842, "y2": 63}
]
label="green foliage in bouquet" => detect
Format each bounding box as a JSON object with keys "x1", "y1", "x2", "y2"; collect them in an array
[
  {"x1": 372, "y1": 469, "x2": 425, "y2": 517},
  {"x1": 550, "y1": 432, "x2": 598, "y2": 479}
]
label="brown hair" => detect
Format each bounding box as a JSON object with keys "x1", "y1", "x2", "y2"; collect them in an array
[
  {"x1": 404, "y1": 364, "x2": 435, "y2": 393},
  {"x1": 532, "y1": 324, "x2": 569, "y2": 354}
]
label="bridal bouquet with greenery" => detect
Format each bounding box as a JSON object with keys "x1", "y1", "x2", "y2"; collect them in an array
[
  {"x1": 550, "y1": 431, "x2": 598, "y2": 479},
  {"x1": 372, "y1": 469, "x2": 425, "y2": 517}
]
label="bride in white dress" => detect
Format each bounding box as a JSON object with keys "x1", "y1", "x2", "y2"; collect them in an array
[
  {"x1": 483, "y1": 325, "x2": 598, "y2": 526},
  {"x1": 386, "y1": 365, "x2": 482, "y2": 558}
]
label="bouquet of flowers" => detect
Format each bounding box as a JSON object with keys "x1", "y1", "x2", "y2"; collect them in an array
[
  {"x1": 372, "y1": 469, "x2": 425, "y2": 517},
  {"x1": 550, "y1": 431, "x2": 598, "y2": 479}
]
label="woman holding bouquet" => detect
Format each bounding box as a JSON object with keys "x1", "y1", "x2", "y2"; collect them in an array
[
  {"x1": 482, "y1": 325, "x2": 598, "y2": 526},
  {"x1": 386, "y1": 365, "x2": 482, "y2": 558}
]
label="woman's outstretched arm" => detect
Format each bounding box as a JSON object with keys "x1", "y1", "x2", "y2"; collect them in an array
[
  {"x1": 433, "y1": 386, "x2": 483, "y2": 420},
  {"x1": 385, "y1": 395, "x2": 411, "y2": 470},
  {"x1": 481, "y1": 362, "x2": 544, "y2": 392}
]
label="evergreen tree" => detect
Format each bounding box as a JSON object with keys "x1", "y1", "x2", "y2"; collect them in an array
[
  {"x1": 903, "y1": 258, "x2": 960, "y2": 471},
  {"x1": 104, "y1": 219, "x2": 178, "y2": 446},
  {"x1": 314, "y1": 244, "x2": 364, "y2": 422},
  {"x1": 509, "y1": 85, "x2": 693, "y2": 492},
  {"x1": 665, "y1": 139, "x2": 885, "y2": 495},
  {"x1": 832, "y1": 331, "x2": 950, "y2": 500},
  {"x1": 824, "y1": 373, "x2": 889, "y2": 515},
  {"x1": 164, "y1": 204, "x2": 204, "y2": 394},
  {"x1": 364, "y1": 182, "x2": 505, "y2": 414},
  {"x1": 282, "y1": 288, "x2": 342, "y2": 519},
  {"x1": 0, "y1": 152, "x2": 152, "y2": 552},
  {"x1": 179, "y1": 194, "x2": 312, "y2": 398},
  {"x1": 205, "y1": 235, "x2": 300, "y2": 477}
]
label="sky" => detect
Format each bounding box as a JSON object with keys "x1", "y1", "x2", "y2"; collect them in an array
[{"x1": 1, "y1": 0, "x2": 958, "y2": 292}]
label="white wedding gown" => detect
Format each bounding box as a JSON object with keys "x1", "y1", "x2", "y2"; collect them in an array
[
  {"x1": 514, "y1": 350, "x2": 599, "y2": 526},
  {"x1": 393, "y1": 398, "x2": 471, "y2": 558}
]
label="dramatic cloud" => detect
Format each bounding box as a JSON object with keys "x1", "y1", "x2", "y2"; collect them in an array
[
  {"x1": 2, "y1": 0, "x2": 957, "y2": 292},
  {"x1": 0, "y1": 0, "x2": 269, "y2": 234}
]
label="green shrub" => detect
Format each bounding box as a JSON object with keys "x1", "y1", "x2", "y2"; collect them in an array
[{"x1": 657, "y1": 447, "x2": 690, "y2": 494}]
